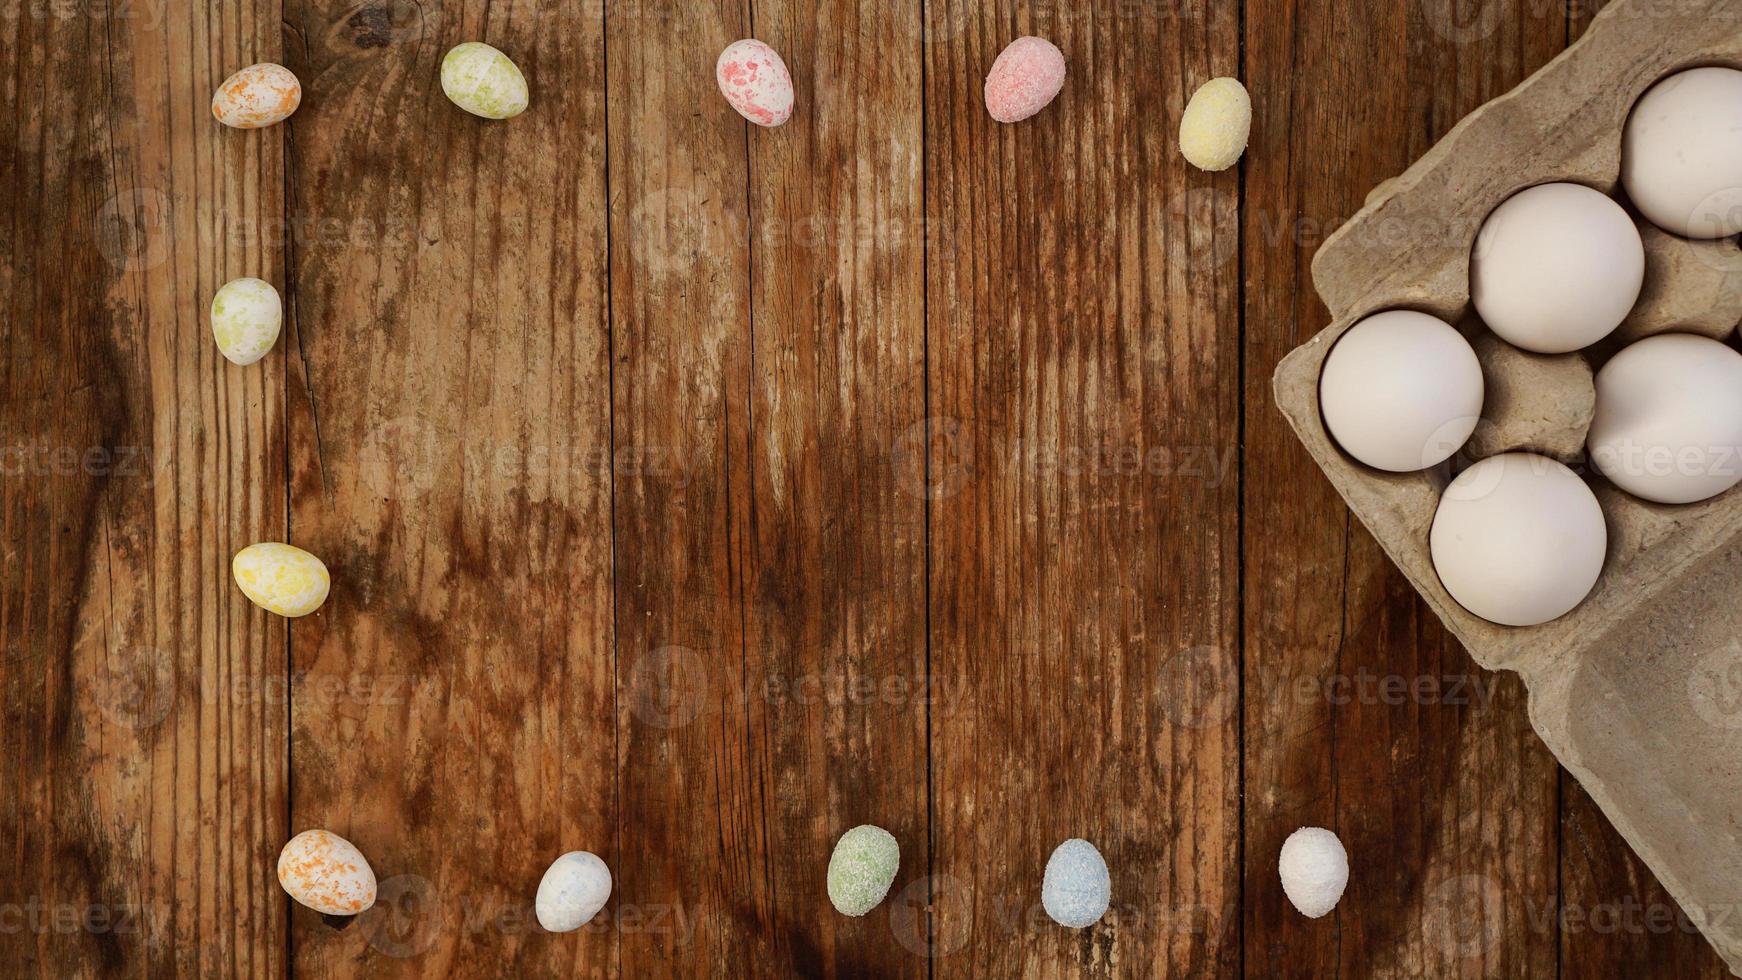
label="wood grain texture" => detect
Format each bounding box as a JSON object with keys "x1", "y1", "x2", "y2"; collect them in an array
[
  {"x1": 925, "y1": 2, "x2": 1242, "y2": 975},
  {"x1": 9, "y1": 0, "x2": 1739, "y2": 976},
  {"x1": 1, "y1": 0, "x2": 288, "y2": 976},
  {"x1": 606, "y1": 1, "x2": 758, "y2": 974},
  {"x1": 282, "y1": 0, "x2": 615, "y2": 973},
  {"x1": 741, "y1": 0, "x2": 930, "y2": 975},
  {"x1": 1242, "y1": 0, "x2": 1571, "y2": 976}
]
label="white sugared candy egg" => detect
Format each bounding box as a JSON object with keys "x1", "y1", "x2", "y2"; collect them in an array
[
  {"x1": 1179, "y1": 77, "x2": 1251, "y2": 172},
  {"x1": 232, "y1": 543, "x2": 330, "y2": 618},
  {"x1": 277, "y1": 829, "x2": 377, "y2": 915},
  {"x1": 210, "y1": 277, "x2": 282, "y2": 365},
  {"x1": 212, "y1": 63, "x2": 301, "y2": 129},
  {"x1": 535, "y1": 851, "x2": 612, "y2": 932},
  {"x1": 441, "y1": 42, "x2": 529, "y2": 120},
  {"x1": 1623, "y1": 67, "x2": 1742, "y2": 239},
  {"x1": 1041, "y1": 838, "x2": 1109, "y2": 928},
  {"x1": 826, "y1": 825, "x2": 899, "y2": 917},
  {"x1": 1588, "y1": 334, "x2": 1742, "y2": 505},
  {"x1": 715, "y1": 39, "x2": 794, "y2": 128},
  {"x1": 1278, "y1": 827, "x2": 1348, "y2": 919},
  {"x1": 984, "y1": 36, "x2": 1066, "y2": 123},
  {"x1": 1318, "y1": 310, "x2": 1483, "y2": 472},
  {"x1": 1471, "y1": 182, "x2": 1643, "y2": 354},
  {"x1": 1430, "y1": 453, "x2": 1607, "y2": 626}
]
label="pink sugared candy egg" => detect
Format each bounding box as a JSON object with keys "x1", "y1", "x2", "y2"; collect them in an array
[
  {"x1": 716, "y1": 39, "x2": 794, "y2": 128},
  {"x1": 984, "y1": 36, "x2": 1066, "y2": 123},
  {"x1": 212, "y1": 63, "x2": 302, "y2": 129}
]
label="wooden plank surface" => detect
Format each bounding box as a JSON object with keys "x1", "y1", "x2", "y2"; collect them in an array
[
  {"x1": 282, "y1": 0, "x2": 615, "y2": 973},
  {"x1": 924, "y1": 2, "x2": 1242, "y2": 974},
  {"x1": 739, "y1": 0, "x2": 929, "y2": 975},
  {"x1": 1, "y1": 1, "x2": 288, "y2": 975},
  {"x1": 1240, "y1": 0, "x2": 1571, "y2": 976},
  {"x1": 605, "y1": 1, "x2": 758, "y2": 974},
  {"x1": 6, "y1": 0, "x2": 1738, "y2": 976}
]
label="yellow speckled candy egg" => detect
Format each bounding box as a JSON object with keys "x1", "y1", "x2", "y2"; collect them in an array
[
  {"x1": 212, "y1": 63, "x2": 301, "y2": 129},
  {"x1": 441, "y1": 41, "x2": 529, "y2": 120},
  {"x1": 210, "y1": 277, "x2": 282, "y2": 366},
  {"x1": 1179, "y1": 77, "x2": 1251, "y2": 172},
  {"x1": 232, "y1": 543, "x2": 330, "y2": 618},
  {"x1": 277, "y1": 829, "x2": 377, "y2": 916}
]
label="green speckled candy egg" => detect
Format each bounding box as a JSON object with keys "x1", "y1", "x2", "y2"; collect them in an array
[
  {"x1": 210, "y1": 277, "x2": 282, "y2": 366},
  {"x1": 827, "y1": 825, "x2": 899, "y2": 917},
  {"x1": 441, "y1": 41, "x2": 528, "y2": 120}
]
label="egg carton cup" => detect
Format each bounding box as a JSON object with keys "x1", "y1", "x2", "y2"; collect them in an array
[{"x1": 1273, "y1": 0, "x2": 1742, "y2": 970}]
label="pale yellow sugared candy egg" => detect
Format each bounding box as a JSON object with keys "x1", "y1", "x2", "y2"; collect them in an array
[
  {"x1": 441, "y1": 41, "x2": 529, "y2": 120},
  {"x1": 277, "y1": 829, "x2": 377, "y2": 916},
  {"x1": 212, "y1": 63, "x2": 302, "y2": 129},
  {"x1": 232, "y1": 543, "x2": 330, "y2": 617},
  {"x1": 1179, "y1": 77, "x2": 1251, "y2": 172},
  {"x1": 211, "y1": 277, "x2": 282, "y2": 366}
]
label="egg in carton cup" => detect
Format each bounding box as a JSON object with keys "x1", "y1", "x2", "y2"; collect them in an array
[{"x1": 1273, "y1": 0, "x2": 1742, "y2": 970}]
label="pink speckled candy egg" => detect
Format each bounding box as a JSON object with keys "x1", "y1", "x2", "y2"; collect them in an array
[
  {"x1": 984, "y1": 36, "x2": 1065, "y2": 123},
  {"x1": 716, "y1": 39, "x2": 794, "y2": 128},
  {"x1": 212, "y1": 63, "x2": 302, "y2": 129}
]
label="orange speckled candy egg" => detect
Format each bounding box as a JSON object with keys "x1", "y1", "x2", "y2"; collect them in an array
[
  {"x1": 277, "y1": 829, "x2": 377, "y2": 915},
  {"x1": 212, "y1": 63, "x2": 302, "y2": 129}
]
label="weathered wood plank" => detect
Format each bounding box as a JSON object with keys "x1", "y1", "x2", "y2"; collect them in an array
[
  {"x1": 282, "y1": 1, "x2": 615, "y2": 973},
  {"x1": 1242, "y1": 0, "x2": 1570, "y2": 975},
  {"x1": 739, "y1": 0, "x2": 930, "y2": 975},
  {"x1": 1, "y1": 0, "x2": 288, "y2": 975},
  {"x1": 606, "y1": 1, "x2": 758, "y2": 974},
  {"x1": 925, "y1": 2, "x2": 1243, "y2": 975}
]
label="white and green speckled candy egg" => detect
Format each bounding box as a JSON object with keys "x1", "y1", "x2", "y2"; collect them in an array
[
  {"x1": 441, "y1": 41, "x2": 528, "y2": 120},
  {"x1": 826, "y1": 825, "x2": 899, "y2": 917},
  {"x1": 232, "y1": 543, "x2": 330, "y2": 618},
  {"x1": 210, "y1": 277, "x2": 282, "y2": 366}
]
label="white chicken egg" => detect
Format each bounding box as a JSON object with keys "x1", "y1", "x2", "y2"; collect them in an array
[
  {"x1": 535, "y1": 851, "x2": 612, "y2": 933},
  {"x1": 277, "y1": 829, "x2": 377, "y2": 916},
  {"x1": 232, "y1": 542, "x2": 330, "y2": 618},
  {"x1": 1470, "y1": 183, "x2": 1643, "y2": 354},
  {"x1": 1319, "y1": 310, "x2": 1484, "y2": 472},
  {"x1": 1623, "y1": 67, "x2": 1742, "y2": 239},
  {"x1": 1430, "y1": 453, "x2": 1607, "y2": 626},
  {"x1": 1587, "y1": 334, "x2": 1742, "y2": 504},
  {"x1": 210, "y1": 277, "x2": 282, "y2": 365}
]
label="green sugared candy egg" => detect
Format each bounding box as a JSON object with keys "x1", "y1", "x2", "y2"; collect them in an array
[
  {"x1": 441, "y1": 41, "x2": 528, "y2": 120},
  {"x1": 210, "y1": 277, "x2": 282, "y2": 366},
  {"x1": 827, "y1": 825, "x2": 899, "y2": 917}
]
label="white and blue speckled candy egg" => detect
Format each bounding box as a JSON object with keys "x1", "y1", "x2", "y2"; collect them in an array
[
  {"x1": 826, "y1": 825, "x2": 899, "y2": 917},
  {"x1": 210, "y1": 277, "x2": 282, "y2": 366},
  {"x1": 232, "y1": 543, "x2": 330, "y2": 618},
  {"x1": 441, "y1": 41, "x2": 529, "y2": 120},
  {"x1": 535, "y1": 851, "x2": 612, "y2": 932},
  {"x1": 1041, "y1": 837, "x2": 1110, "y2": 928}
]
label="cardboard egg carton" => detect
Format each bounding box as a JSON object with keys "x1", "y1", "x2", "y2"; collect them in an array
[{"x1": 1272, "y1": 0, "x2": 1742, "y2": 970}]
